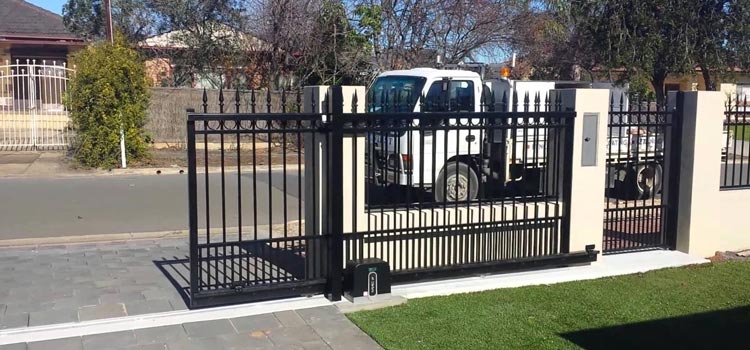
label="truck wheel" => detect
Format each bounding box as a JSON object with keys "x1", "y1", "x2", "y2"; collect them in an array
[
  {"x1": 435, "y1": 162, "x2": 479, "y2": 202},
  {"x1": 634, "y1": 163, "x2": 663, "y2": 199}
]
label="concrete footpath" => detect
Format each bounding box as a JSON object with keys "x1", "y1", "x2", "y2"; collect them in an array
[{"x1": 0, "y1": 239, "x2": 381, "y2": 350}]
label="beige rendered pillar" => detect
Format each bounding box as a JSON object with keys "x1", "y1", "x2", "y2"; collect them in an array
[
  {"x1": 303, "y1": 86, "x2": 329, "y2": 236},
  {"x1": 552, "y1": 89, "x2": 610, "y2": 254},
  {"x1": 339, "y1": 86, "x2": 367, "y2": 234},
  {"x1": 303, "y1": 85, "x2": 367, "y2": 236},
  {"x1": 673, "y1": 92, "x2": 724, "y2": 257}
]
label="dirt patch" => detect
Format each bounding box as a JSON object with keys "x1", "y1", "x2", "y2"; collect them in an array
[{"x1": 709, "y1": 250, "x2": 750, "y2": 263}]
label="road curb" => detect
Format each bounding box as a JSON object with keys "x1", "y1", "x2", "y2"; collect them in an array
[
  {"x1": 0, "y1": 164, "x2": 304, "y2": 179},
  {"x1": 0, "y1": 221, "x2": 304, "y2": 248},
  {"x1": 0, "y1": 229, "x2": 189, "y2": 248}
]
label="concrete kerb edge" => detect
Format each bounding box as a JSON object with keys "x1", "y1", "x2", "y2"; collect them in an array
[
  {"x1": 0, "y1": 221, "x2": 304, "y2": 248},
  {"x1": 0, "y1": 164, "x2": 304, "y2": 179}
]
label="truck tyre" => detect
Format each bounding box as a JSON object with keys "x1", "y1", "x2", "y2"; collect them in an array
[
  {"x1": 435, "y1": 162, "x2": 479, "y2": 202},
  {"x1": 634, "y1": 163, "x2": 662, "y2": 199}
]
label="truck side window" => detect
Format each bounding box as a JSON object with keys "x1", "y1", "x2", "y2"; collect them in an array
[{"x1": 424, "y1": 80, "x2": 475, "y2": 112}]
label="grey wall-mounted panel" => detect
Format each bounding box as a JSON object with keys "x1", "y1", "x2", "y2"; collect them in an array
[{"x1": 582, "y1": 113, "x2": 599, "y2": 166}]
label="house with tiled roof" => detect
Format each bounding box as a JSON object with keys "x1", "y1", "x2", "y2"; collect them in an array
[
  {"x1": 0, "y1": 0, "x2": 84, "y2": 149},
  {"x1": 0, "y1": 0, "x2": 84, "y2": 65}
]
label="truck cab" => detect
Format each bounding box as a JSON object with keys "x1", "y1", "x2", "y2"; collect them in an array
[{"x1": 366, "y1": 68, "x2": 543, "y2": 202}]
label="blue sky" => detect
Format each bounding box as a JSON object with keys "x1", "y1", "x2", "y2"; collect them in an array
[{"x1": 28, "y1": 0, "x2": 64, "y2": 14}]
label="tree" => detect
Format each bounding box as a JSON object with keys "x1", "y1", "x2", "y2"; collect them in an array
[
  {"x1": 560, "y1": 0, "x2": 693, "y2": 104},
  {"x1": 246, "y1": 0, "x2": 372, "y2": 87},
  {"x1": 686, "y1": 0, "x2": 750, "y2": 91},
  {"x1": 351, "y1": 0, "x2": 534, "y2": 73},
  {"x1": 67, "y1": 35, "x2": 150, "y2": 168},
  {"x1": 62, "y1": 0, "x2": 160, "y2": 42}
]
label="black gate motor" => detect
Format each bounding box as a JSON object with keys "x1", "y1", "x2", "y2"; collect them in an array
[{"x1": 344, "y1": 258, "x2": 391, "y2": 301}]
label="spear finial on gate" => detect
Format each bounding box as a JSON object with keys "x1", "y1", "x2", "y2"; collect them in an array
[
  {"x1": 534, "y1": 92, "x2": 540, "y2": 112},
  {"x1": 219, "y1": 88, "x2": 225, "y2": 114},
  {"x1": 512, "y1": 90, "x2": 518, "y2": 112},
  {"x1": 523, "y1": 92, "x2": 530, "y2": 112},
  {"x1": 501, "y1": 91, "x2": 507, "y2": 112},
  {"x1": 266, "y1": 89, "x2": 272, "y2": 113},
  {"x1": 281, "y1": 88, "x2": 287, "y2": 113},
  {"x1": 235, "y1": 88, "x2": 241, "y2": 114},
  {"x1": 296, "y1": 88, "x2": 302, "y2": 113},
  {"x1": 250, "y1": 89, "x2": 256, "y2": 113},
  {"x1": 202, "y1": 88, "x2": 208, "y2": 113},
  {"x1": 352, "y1": 90, "x2": 358, "y2": 114}
]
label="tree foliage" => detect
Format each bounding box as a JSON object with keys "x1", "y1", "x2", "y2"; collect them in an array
[
  {"x1": 67, "y1": 36, "x2": 150, "y2": 168},
  {"x1": 62, "y1": 0, "x2": 159, "y2": 42},
  {"x1": 524, "y1": 0, "x2": 750, "y2": 103},
  {"x1": 351, "y1": 0, "x2": 535, "y2": 71}
]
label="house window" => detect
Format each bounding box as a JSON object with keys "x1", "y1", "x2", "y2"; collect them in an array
[{"x1": 424, "y1": 80, "x2": 475, "y2": 112}]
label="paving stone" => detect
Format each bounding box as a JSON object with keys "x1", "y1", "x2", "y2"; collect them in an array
[
  {"x1": 324, "y1": 330, "x2": 383, "y2": 350},
  {"x1": 167, "y1": 298, "x2": 188, "y2": 311},
  {"x1": 4, "y1": 302, "x2": 55, "y2": 315},
  {"x1": 0, "y1": 343, "x2": 27, "y2": 350},
  {"x1": 100, "y1": 292, "x2": 147, "y2": 305},
  {"x1": 308, "y1": 318, "x2": 370, "y2": 344},
  {"x1": 134, "y1": 344, "x2": 167, "y2": 350},
  {"x1": 134, "y1": 325, "x2": 187, "y2": 345},
  {"x1": 295, "y1": 306, "x2": 345, "y2": 325},
  {"x1": 216, "y1": 333, "x2": 275, "y2": 350},
  {"x1": 182, "y1": 319, "x2": 237, "y2": 338},
  {"x1": 27, "y1": 337, "x2": 82, "y2": 350},
  {"x1": 124, "y1": 300, "x2": 174, "y2": 316},
  {"x1": 300, "y1": 340, "x2": 334, "y2": 350},
  {"x1": 165, "y1": 337, "x2": 223, "y2": 350},
  {"x1": 0, "y1": 313, "x2": 29, "y2": 329},
  {"x1": 28, "y1": 309, "x2": 78, "y2": 326},
  {"x1": 267, "y1": 325, "x2": 322, "y2": 348},
  {"x1": 141, "y1": 290, "x2": 180, "y2": 301},
  {"x1": 273, "y1": 310, "x2": 306, "y2": 327},
  {"x1": 0, "y1": 303, "x2": 6, "y2": 316},
  {"x1": 78, "y1": 303, "x2": 127, "y2": 321},
  {"x1": 230, "y1": 313, "x2": 283, "y2": 333},
  {"x1": 82, "y1": 331, "x2": 137, "y2": 350}
]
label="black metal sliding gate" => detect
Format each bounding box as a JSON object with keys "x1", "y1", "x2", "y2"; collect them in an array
[
  {"x1": 187, "y1": 87, "x2": 595, "y2": 308},
  {"x1": 603, "y1": 94, "x2": 682, "y2": 254}
]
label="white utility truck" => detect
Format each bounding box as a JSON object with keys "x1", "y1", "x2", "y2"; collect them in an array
[{"x1": 366, "y1": 66, "x2": 727, "y2": 201}]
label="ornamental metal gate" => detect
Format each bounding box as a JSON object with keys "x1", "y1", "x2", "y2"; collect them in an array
[
  {"x1": 602, "y1": 93, "x2": 682, "y2": 254},
  {"x1": 186, "y1": 87, "x2": 593, "y2": 308},
  {"x1": 0, "y1": 60, "x2": 74, "y2": 150}
]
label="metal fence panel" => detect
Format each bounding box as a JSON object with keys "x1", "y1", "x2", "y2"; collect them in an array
[
  {"x1": 602, "y1": 94, "x2": 681, "y2": 254},
  {"x1": 722, "y1": 95, "x2": 750, "y2": 189}
]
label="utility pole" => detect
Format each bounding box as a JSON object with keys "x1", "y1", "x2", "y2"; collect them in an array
[
  {"x1": 104, "y1": 0, "x2": 127, "y2": 168},
  {"x1": 104, "y1": 0, "x2": 114, "y2": 43}
]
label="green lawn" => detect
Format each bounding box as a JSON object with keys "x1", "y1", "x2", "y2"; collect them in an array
[{"x1": 348, "y1": 261, "x2": 750, "y2": 350}]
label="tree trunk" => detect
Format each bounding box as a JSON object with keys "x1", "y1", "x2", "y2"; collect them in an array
[
  {"x1": 652, "y1": 72, "x2": 667, "y2": 108},
  {"x1": 700, "y1": 64, "x2": 715, "y2": 91}
]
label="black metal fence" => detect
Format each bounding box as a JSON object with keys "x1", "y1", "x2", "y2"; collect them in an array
[
  {"x1": 603, "y1": 94, "x2": 681, "y2": 254},
  {"x1": 722, "y1": 95, "x2": 750, "y2": 189},
  {"x1": 186, "y1": 87, "x2": 593, "y2": 308}
]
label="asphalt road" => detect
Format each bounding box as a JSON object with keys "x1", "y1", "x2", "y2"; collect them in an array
[{"x1": 0, "y1": 170, "x2": 303, "y2": 240}]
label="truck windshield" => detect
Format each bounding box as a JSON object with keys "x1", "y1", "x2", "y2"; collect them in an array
[{"x1": 367, "y1": 76, "x2": 426, "y2": 112}]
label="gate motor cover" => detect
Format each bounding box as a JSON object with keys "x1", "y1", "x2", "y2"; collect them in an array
[{"x1": 344, "y1": 258, "x2": 391, "y2": 298}]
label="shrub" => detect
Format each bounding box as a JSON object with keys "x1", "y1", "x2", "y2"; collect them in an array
[{"x1": 67, "y1": 36, "x2": 150, "y2": 168}]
